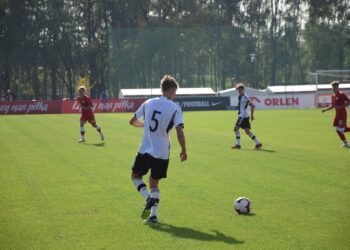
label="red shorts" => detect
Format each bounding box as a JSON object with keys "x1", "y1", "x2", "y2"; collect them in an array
[
  {"x1": 81, "y1": 112, "x2": 96, "y2": 125},
  {"x1": 333, "y1": 116, "x2": 347, "y2": 128}
]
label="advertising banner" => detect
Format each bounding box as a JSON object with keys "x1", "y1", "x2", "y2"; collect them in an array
[
  {"x1": 174, "y1": 96, "x2": 230, "y2": 111},
  {"x1": 61, "y1": 99, "x2": 145, "y2": 113},
  {"x1": 0, "y1": 100, "x2": 61, "y2": 115},
  {"x1": 230, "y1": 94, "x2": 316, "y2": 109}
]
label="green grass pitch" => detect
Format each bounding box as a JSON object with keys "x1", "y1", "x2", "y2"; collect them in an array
[{"x1": 0, "y1": 109, "x2": 349, "y2": 249}]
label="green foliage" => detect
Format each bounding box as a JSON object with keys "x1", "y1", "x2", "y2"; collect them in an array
[
  {"x1": 76, "y1": 76, "x2": 92, "y2": 92},
  {"x1": 0, "y1": 1, "x2": 349, "y2": 99},
  {"x1": 0, "y1": 110, "x2": 349, "y2": 249},
  {"x1": 303, "y1": 22, "x2": 349, "y2": 70}
]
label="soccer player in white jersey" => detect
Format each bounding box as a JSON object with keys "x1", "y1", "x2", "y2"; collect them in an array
[
  {"x1": 129, "y1": 75, "x2": 187, "y2": 224},
  {"x1": 232, "y1": 83, "x2": 262, "y2": 149}
]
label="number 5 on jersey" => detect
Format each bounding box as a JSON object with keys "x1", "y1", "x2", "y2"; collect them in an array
[{"x1": 150, "y1": 110, "x2": 162, "y2": 132}]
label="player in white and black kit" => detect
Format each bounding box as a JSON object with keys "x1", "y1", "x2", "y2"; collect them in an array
[
  {"x1": 129, "y1": 75, "x2": 187, "y2": 224},
  {"x1": 232, "y1": 83, "x2": 262, "y2": 149}
]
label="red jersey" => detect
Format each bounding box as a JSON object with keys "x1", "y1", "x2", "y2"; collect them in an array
[
  {"x1": 332, "y1": 92, "x2": 349, "y2": 119},
  {"x1": 77, "y1": 95, "x2": 93, "y2": 115}
]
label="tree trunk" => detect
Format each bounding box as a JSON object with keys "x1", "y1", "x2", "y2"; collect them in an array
[
  {"x1": 270, "y1": 0, "x2": 278, "y2": 85},
  {"x1": 50, "y1": 63, "x2": 57, "y2": 100},
  {"x1": 32, "y1": 62, "x2": 40, "y2": 100}
]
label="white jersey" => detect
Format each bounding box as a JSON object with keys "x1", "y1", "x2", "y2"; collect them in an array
[
  {"x1": 238, "y1": 94, "x2": 251, "y2": 118},
  {"x1": 135, "y1": 96, "x2": 184, "y2": 160}
]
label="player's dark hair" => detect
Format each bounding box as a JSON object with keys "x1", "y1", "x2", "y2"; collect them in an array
[{"x1": 160, "y1": 75, "x2": 179, "y2": 92}]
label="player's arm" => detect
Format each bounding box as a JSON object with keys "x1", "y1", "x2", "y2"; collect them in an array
[
  {"x1": 129, "y1": 115, "x2": 144, "y2": 128},
  {"x1": 130, "y1": 102, "x2": 146, "y2": 127},
  {"x1": 175, "y1": 125, "x2": 187, "y2": 161},
  {"x1": 249, "y1": 102, "x2": 255, "y2": 120},
  {"x1": 322, "y1": 104, "x2": 334, "y2": 112}
]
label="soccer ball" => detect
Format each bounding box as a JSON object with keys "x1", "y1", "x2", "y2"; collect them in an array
[{"x1": 234, "y1": 197, "x2": 251, "y2": 214}]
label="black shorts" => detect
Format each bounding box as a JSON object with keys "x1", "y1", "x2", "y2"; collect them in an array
[
  {"x1": 132, "y1": 153, "x2": 169, "y2": 180},
  {"x1": 235, "y1": 117, "x2": 251, "y2": 129}
]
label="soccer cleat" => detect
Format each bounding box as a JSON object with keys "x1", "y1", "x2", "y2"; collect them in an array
[
  {"x1": 231, "y1": 144, "x2": 241, "y2": 149},
  {"x1": 78, "y1": 137, "x2": 85, "y2": 143},
  {"x1": 141, "y1": 196, "x2": 156, "y2": 219},
  {"x1": 144, "y1": 216, "x2": 158, "y2": 224},
  {"x1": 255, "y1": 143, "x2": 262, "y2": 149},
  {"x1": 100, "y1": 132, "x2": 104, "y2": 141},
  {"x1": 342, "y1": 143, "x2": 350, "y2": 148}
]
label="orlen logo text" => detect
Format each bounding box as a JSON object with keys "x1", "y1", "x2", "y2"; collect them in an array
[{"x1": 249, "y1": 96, "x2": 300, "y2": 106}]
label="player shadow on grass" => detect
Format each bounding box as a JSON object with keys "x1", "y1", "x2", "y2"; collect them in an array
[
  {"x1": 239, "y1": 148, "x2": 276, "y2": 153},
  {"x1": 254, "y1": 148, "x2": 275, "y2": 153},
  {"x1": 83, "y1": 142, "x2": 106, "y2": 147},
  {"x1": 147, "y1": 223, "x2": 244, "y2": 245},
  {"x1": 239, "y1": 213, "x2": 256, "y2": 216}
]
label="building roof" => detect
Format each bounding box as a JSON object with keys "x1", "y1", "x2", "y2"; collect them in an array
[
  {"x1": 219, "y1": 87, "x2": 266, "y2": 96},
  {"x1": 218, "y1": 83, "x2": 350, "y2": 96},
  {"x1": 119, "y1": 88, "x2": 215, "y2": 98},
  {"x1": 317, "y1": 83, "x2": 350, "y2": 90},
  {"x1": 266, "y1": 83, "x2": 350, "y2": 94},
  {"x1": 265, "y1": 85, "x2": 316, "y2": 94}
]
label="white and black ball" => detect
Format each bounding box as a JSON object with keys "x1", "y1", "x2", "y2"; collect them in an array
[{"x1": 234, "y1": 197, "x2": 252, "y2": 214}]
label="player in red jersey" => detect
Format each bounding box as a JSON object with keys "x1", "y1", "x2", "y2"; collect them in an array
[
  {"x1": 322, "y1": 81, "x2": 350, "y2": 148},
  {"x1": 77, "y1": 86, "x2": 104, "y2": 143}
]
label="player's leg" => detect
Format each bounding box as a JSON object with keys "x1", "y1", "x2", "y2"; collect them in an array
[
  {"x1": 95, "y1": 124, "x2": 104, "y2": 141},
  {"x1": 132, "y1": 172, "x2": 150, "y2": 199},
  {"x1": 343, "y1": 117, "x2": 350, "y2": 133},
  {"x1": 145, "y1": 176, "x2": 160, "y2": 223},
  {"x1": 79, "y1": 120, "x2": 87, "y2": 142},
  {"x1": 131, "y1": 153, "x2": 157, "y2": 220},
  {"x1": 131, "y1": 154, "x2": 151, "y2": 201},
  {"x1": 89, "y1": 116, "x2": 104, "y2": 141},
  {"x1": 232, "y1": 119, "x2": 242, "y2": 149},
  {"x1": 144, "y1": 157, "x2": 169, "y2": 223},
  {"x1": 244, "y1": 127, "x2": 262, "y2": 149},
  {"x1": 335, "y1": 127, "x2": 349, "y2": 147},
  {"x1": 334, "y1": 118, "x2": 349, "y2": 147}
]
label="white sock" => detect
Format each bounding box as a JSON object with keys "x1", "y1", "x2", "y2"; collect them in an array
[
  {"x1": 150, "y1": 188, "x2": 160, "y2": 217},
  {"x1": 80, "y1": 127, "x2": 85, "y2": 139},
  {"x1": 248, "y1": 132, "x2": 260, "y2": 144},
  {"x1": 133, "y1": 179, "x2": 150, "y2": 200},
  {"x1": 95, "y1": 125, "x2": 103, "y2": 134},
  {"x1": 235, "y1": 131, "x2": 240, "y2": 145}
]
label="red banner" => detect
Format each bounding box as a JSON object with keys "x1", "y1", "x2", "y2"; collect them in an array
[
  {"x1": 0, "y1": 99, "x2": 145, "y2": 115},
  {"x1": 61, "y1": 99, "x2": 145, "y2": 113},
  {"x1": 0, "y1": 100, "x2": 61, "y2": 115}
]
